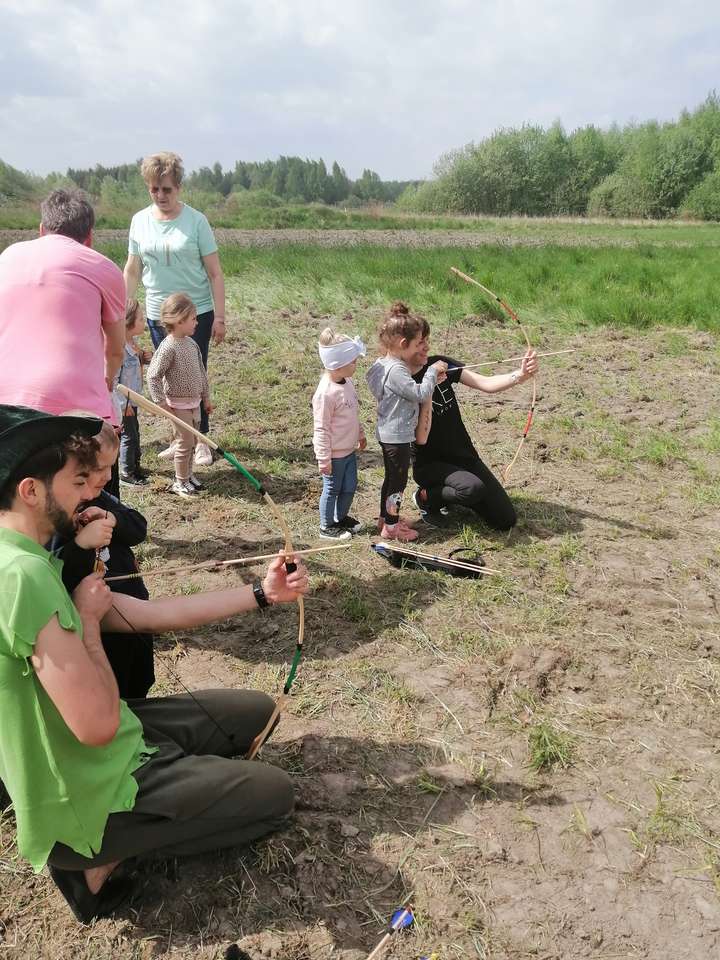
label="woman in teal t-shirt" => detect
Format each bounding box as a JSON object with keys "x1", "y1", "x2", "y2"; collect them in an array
[{"x1": 123, "y1": 152, "x2": 226, "y2": 459}]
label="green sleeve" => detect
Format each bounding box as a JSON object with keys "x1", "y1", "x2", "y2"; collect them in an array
[{"x1": 0, "y1": 557, "x2": 79, "y2": 660}]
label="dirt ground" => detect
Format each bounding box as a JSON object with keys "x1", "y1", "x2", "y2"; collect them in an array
[{"x1": 1, "y1": 311, "x2": 719, "y2": 959}]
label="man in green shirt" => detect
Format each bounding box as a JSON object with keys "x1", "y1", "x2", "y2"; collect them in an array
[{"x1": 0, "y1": 405, "x2": 309, "y2": 923}]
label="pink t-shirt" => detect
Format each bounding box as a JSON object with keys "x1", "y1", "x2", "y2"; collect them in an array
[{"x1": 0, "y1": 234, "x2": 125, "y2": 420}]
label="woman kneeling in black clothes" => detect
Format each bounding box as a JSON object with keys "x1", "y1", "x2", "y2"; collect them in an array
[{"x1": 409, "y1": 347, "x2": 538, "y2": 531}]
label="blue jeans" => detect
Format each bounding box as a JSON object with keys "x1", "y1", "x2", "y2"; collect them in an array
[
  {"x1": 319, "y1": 453, "x2": 358, "y2": 528},
  {"x1": 147, "y1": 309, "x2": 214, "y2": 434}
]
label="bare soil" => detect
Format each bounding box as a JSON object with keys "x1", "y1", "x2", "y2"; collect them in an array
[{"x1": 1, "y1": 312, "x2": 719, "y2": 959}]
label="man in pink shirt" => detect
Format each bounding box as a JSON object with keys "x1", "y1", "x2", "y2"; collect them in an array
[{"x1": 0, "y1": 189, "x2": 125, "y2": 422}]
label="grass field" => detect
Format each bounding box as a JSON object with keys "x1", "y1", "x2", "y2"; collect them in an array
[
  {"x1": 1, "y1": 227, "x2": 720, "y2": 959},
  {"x1": 110, "y1": 239, "x2": 720, "y2": 332}
]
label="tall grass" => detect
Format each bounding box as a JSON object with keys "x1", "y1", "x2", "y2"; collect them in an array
[{"x1": 94, "y1": 241, "x2": 720, "y2": 333}]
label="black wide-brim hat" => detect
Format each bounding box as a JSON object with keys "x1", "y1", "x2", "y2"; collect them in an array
[{"x1": 0, "y1": 405, "x2": 103, "y2": 496}]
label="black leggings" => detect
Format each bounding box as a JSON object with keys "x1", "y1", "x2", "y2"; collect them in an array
[
  {"x1": 379, "y1": 442, "x2": 412, "y2": 522},
  {"x1": 413, "y1": 457, "x2": 516, "y2": 531}
]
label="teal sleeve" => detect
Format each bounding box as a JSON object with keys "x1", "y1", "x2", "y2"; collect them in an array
[
  {"x1": 0, "y1": 558, "x2": 78, "y2": 660},
  {"x1": 128, "y1": 213, "x2": 140, "y2": 256},
  {"x1": 197, "y1": 214, "x2": 218, "y2": 257}
]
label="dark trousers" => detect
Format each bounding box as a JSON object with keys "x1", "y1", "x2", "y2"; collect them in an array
[
  {"x1": 48, "y1": 690, "x2": 293, "y2": 869},
  {"x1": 147, "y1": 319, "x2": 166, "y2": 350},
  {"x1": 379, "y1": 442, "x2": 412, "y2": 522},
  {"x1": 105, "y1": 459, "x2": 120, "y2": 500},
  {"x1": 119, "y1": 410, "x2": 141, "y2": 477},
  {"x1": 147, "y1": 310, "x2": 214, "y2": 434},
  {"x1": 414, "y1": 457, "x2": 517, "y2": 531},
  {"x1": 190, "y1": 310, "x2": 213, "y2": 434}
]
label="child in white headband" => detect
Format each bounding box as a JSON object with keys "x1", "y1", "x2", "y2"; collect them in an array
[{"x1": 312, "y1": 329, "x2": 367, "y2": 539}]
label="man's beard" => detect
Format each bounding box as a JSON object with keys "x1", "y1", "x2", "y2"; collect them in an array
[{"x1": 45, "y1": 489, "x2": 78, "y2": 540}]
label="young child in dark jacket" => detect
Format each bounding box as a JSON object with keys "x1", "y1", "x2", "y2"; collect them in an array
[{"x1": 49, "y1": 422, "x2": 155, "y2": 699}]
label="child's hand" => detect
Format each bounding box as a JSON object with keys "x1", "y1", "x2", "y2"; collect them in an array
[
  {"x1": 141, "y1": 349, "x2": 153, "y2": 363},
  {"x1": 431, "y1": 360, "x2": 448, "y2": 383},
  {"x1": 358, "y1": 435, "x2": 367, "y2": 451},
  {"x1": 319, "y1": 461, "x2": 332, "y2": 476},
  {"x1": 203, "y1": 400, "x2": 214, "y2": 414},
  {"x1": 76, "y1": 506, "x2": 107, "y2": 526},
  {"x1": 75, "y1": 514, "x2": 116, "y2": 550}
]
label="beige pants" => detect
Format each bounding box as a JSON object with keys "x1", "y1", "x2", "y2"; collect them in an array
[{"x1": 170, "y1": 406, "x2": 200, "y2": 480}]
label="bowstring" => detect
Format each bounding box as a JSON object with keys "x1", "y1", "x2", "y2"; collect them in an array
[{"x1": 109, "y1": 601, "x2": 238, "y2": 751}]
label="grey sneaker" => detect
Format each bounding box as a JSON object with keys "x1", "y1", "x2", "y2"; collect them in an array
[
  {"x1": 194, "y1": 442, "x2": 213, "y2": 466},
  {"x1": 170, "y1": 478, "x2": 197, "y2": 499},
  {"x1": 187, "y1": 474, "x2": 204, "y2": 491},
  {"x1": 158, "y1": 443, "x2": 177, "y2": 461},
  {"x1": 319, "y1": 525, "x2": 352, "y2": 541}
]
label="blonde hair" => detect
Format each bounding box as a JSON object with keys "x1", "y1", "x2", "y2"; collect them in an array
[
  {"x1": 140, "y1": 152, "x2": 184, "y2": 188},
  {"x1": 318, "y1": 327, "x2": 352, "y2": 347},
  {"x1": 378, "y1": 301, "x2": 430, "y2": 349},
  {"x1": 160, "y1": 292, "x2": 196, "y2": 329},
  {"x1": 125, "y1": 298, "x2": 142, "y2": 329}
]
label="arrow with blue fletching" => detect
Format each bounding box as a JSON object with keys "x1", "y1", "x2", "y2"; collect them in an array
[{"x1": 365, "y1": 906, "x2": 415, "y2": 960}]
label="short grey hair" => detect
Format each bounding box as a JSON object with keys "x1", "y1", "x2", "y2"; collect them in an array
[{"x1": 40, "y1": 189, "x2": 95, "y2": 243}]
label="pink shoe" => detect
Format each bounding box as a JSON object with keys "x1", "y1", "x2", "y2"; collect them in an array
[
  {"x1": 397, "y1": 516, "x2": 417, "y2": 530},
  {"x1": 380, "y1": 521, "x2": 418, "y2": 542}
]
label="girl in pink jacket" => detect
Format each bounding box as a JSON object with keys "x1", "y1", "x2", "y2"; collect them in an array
[{"x1": 312, "y1": 329, "x2": 367, "y2": 540}]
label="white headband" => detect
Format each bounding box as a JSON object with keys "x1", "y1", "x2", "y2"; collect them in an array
[{"x1": 318, "y1": 336, "x2": 366, "y2": 370}]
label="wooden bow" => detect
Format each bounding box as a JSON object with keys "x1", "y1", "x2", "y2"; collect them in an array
[{"x1": 450, "y1": 267, "x2": 537, "y2": 482}]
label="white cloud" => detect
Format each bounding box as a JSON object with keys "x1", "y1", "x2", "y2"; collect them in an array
[{"x1": 0, "y1": 0, "x2": 718, "y2": 178}]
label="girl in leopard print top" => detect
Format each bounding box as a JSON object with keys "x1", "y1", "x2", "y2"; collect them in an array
[{"x1": 146, "y1": 293, "x2": 212, "y2": 496}]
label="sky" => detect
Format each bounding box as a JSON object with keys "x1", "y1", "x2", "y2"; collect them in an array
[{"x1": 1, "y1": 0, "x2": 719, "y2": 181}]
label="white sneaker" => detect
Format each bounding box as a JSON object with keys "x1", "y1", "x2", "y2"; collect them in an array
[
  {"x1": 194, "y1": 442, "x2": 213, "y2": 466},
  {"x1": 170, "y1": 478, "x2": 197, "y2": 499},
  {"x1": 158, "y1": 442, "x2": 177, "y2": 461},
  {"x1": 187, "y1": 474, "x2": 204, "y2": 491}
]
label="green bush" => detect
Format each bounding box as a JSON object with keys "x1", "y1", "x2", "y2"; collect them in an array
[
  {"x1": 396, "y1": 180, "x2": 451, "y2": 213},
  {"x1": 225, "y1": 188, "x2": 283, "y2": 209},
  {"x1": 680, "y1": 170, "x2": 720, "y2": 220},
  {"x1": 587, "y1": 172, "x2": 655, "y2": 218}
]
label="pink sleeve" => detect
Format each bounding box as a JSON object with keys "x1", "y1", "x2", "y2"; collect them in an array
[
  {"x1": 100, "y1": 261, "x2": 126, "y2": 327},
  {"x1": 312, "y1": 389, "x2": 335, "y2": 463}
]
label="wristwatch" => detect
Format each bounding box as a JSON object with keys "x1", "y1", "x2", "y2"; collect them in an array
[{"x1": 252, "y1": 577, "x2": 269, "y2": 609}]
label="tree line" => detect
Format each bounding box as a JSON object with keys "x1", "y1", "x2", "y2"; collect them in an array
[
  {"x1": 398, "y1": 93, "x2": 720, "y2": 220},
  {"x1": 0, "y1": 155, "x2": 416, "y2": 211},
  {"x1": 4, "y1": 94, "x2": 720, "y2": 222}
]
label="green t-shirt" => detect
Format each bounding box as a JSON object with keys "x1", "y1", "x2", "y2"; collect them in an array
[
  {"x1": 128, "y1": 203, "x2": 218, "y2": 322},
  {"x1": 0, "y1": 529, "x2": 155, "y2": 872}
]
